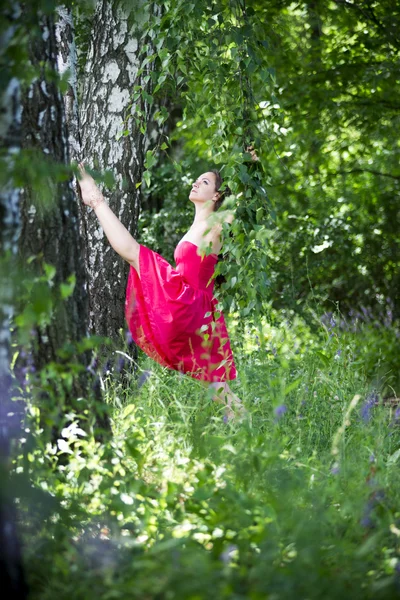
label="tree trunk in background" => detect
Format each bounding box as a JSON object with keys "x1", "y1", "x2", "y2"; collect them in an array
[
  {"x1": 0, "y1": 4, "x2": 29, "y2": 596},
  {"x1": 19, "y1": 9, "x2": 89, "y2": 371},
  {"x1": 55, "y1": 5, "x2": 82, "y2": 160},
  {"x1": 55, "y1": 6, "x2": 89, "y2": 265},
  {"x1": 306, "y1": 1, "x2": 323, "y2": 171},
  {"x1": 79, "y1": 0, "x2": 148, "y2": 341}
]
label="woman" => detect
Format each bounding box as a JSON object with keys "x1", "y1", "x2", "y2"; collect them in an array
[{"x1": 78, "y1": 164, "x2": 243, "y2": 420}]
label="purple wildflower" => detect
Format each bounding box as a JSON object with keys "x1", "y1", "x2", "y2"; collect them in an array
[
  {"x1": 103, "y1": 358, "x2": 112, "y2": 375},
  {"x1": 126, "y1": 330, "x2": 134, "y2": 347},
  {"x1": 87, "y1": 355, "x2": 98, "y2": 375},
  {"x1": 220, "y1": 544, "x2": 238, "y2": 565},
  {"x1": 320, "y1": 312, "x2": 332, "y2": 327},
  {"x1": 360, "y1": 511, "x2": 373, "y2": 528},
  {"x1": 116, "y1": 357, "x2": 125, "y2": 373},
  {"x1": 274, "y1": 405, "x2": 287, "y2": 420},
  {"x1": 361, "y1": 490, "x2": 385, "y2": 529},
  {"x1": 360, "y1": 306, "x2": 368, "y2": 320},
  {"x1": 361, "y1": 392, "x2": 379, "y2": 423},
  {"x1": 384, "y1": 298, "x2": 394, "y2": 328},
  {"x1": 137, "y1": 370, "x2": 151, "y2": 389},
  {"x1": 331, "y1": 462, "x2": 340, "y2": 475}
]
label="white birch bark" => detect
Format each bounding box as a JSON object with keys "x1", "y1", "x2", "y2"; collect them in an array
[{"x1": 79, "y1": 0, "x2": 148, "y2": 340}]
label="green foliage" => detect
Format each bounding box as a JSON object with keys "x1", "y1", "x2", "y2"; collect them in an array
[
  {"x1": 14, "y1": 257, "x2": 74, "y2": 343},
  {"x1": 134, "y1": 0, "x2": 400, "y2": 328},
  {"x1": 248, "y1": 0, "x2": 400, "y2": 319},
  {"x1": 5, "y1": 1, "x2": 400, "y2": 596},
  {"x1": 133, "y1": 0, "x2": 275, "y2": 316},
  {"x1": 13, "y1": 315, "x2": 400, "y2": 599}
]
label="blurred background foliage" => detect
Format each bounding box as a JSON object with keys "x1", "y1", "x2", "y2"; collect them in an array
[{"x1": 136, "y1": 0, "x2": 400, "y2": 325}]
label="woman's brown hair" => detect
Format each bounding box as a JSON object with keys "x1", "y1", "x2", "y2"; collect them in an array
[{"x1": 211, "y1": 169, "x2": 231, "y2": 211}]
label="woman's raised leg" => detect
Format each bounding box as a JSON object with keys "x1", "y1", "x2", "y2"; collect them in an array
[{"x1": 77, "y1": 163, "x2": 141, "y2": 275}]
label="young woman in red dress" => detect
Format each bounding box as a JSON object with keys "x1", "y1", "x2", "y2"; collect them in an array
[{"x1": 78, "y1": 164, "x2": 243, "y2": 420}]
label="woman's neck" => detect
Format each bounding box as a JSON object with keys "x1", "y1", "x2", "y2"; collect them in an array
[{"x1": 192, "y1": 201, "x2": 214, "y2": 224}]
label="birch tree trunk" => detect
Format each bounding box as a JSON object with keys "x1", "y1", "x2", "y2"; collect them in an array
[
  {"x1": 17, "y1": 6, "x2": 110, "y2": 437},
  {"x1": 79, "y1": 0, "x2": 148, "y2": 341}
]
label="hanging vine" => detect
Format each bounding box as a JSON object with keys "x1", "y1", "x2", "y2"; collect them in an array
[{"x1": 131, "y1": 0, "x2": 276, "y2": 317}]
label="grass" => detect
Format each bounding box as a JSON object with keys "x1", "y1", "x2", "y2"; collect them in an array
[{"x1": 13, "y1": 312, "x2": 400, "y2": 599}]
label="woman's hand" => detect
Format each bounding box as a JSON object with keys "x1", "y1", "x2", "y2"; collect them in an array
[
  {"x1": 246, "y1": 145, "x2": 259, "y2": 162},
  {"x1": 77, "y1": 162, "x2": 105, "y2": 209}
]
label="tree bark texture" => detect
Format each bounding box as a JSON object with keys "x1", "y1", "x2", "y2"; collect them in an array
[
  {"x1": 19, "y1": 9, "x2": 89, "y2": 372},
  {"x1": 79, "y1": 0, "x2": 147, "y2": 341},
  {"x1": 55, "y1": 5, "x2": 82, "y2": 161}
]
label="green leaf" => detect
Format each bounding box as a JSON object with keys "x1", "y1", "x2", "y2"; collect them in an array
[
  {"x1": 143, "y1": 171, "x2": 151, "y2": 187},
  {"x1": 43, "y1": 263, "x2": 56, "y2": 281},
  {"x1": 60, "y1": 274, "x2": 76, "y2": 300},
  {"x1": 315, "y1": 351, "x2": 330, "y2": 367},
  {"x1": 144, "y1": 150, "x2": 157, "y2": 169},
  {"x1": 284, "y1": 378, "x2": 302, "y2": 396}
]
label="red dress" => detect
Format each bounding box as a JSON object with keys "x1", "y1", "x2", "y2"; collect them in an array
[{"x1": 125, "y1": 240, "x2": 237, "y2": 382}]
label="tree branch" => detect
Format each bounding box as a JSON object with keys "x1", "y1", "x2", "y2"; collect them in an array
[
  {"x1": 337, "y1": 91, "x2": 400, "y2": 111},
  {"x1": 338, "y1": 168, "x2": 400, "y2": 181}
]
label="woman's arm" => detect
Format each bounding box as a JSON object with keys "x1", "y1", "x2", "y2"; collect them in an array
[{"x1": 77, "y1": 164, "x2": 140, "y2": 269}]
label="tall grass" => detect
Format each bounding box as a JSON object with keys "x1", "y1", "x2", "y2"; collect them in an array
[{"x1": 14, "y1": 313, "x2": 400, "y2": 599}]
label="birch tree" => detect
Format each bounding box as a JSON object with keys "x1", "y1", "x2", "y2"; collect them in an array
[
  {"x1": 15, "y1": 5, "x2": 111, "y2": 440},
  {"x1": 79, "y1": 0, "x2": 150, "y2": 340}
]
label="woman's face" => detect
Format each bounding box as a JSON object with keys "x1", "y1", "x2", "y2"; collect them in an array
[{"x1": 189, "y1": 172, "x2": 220, "y2": 204}]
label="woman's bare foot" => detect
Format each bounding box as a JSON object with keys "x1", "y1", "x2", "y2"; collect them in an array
[{"x1": 208, "y1": 381, "x2": 246, "y2": 422}]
